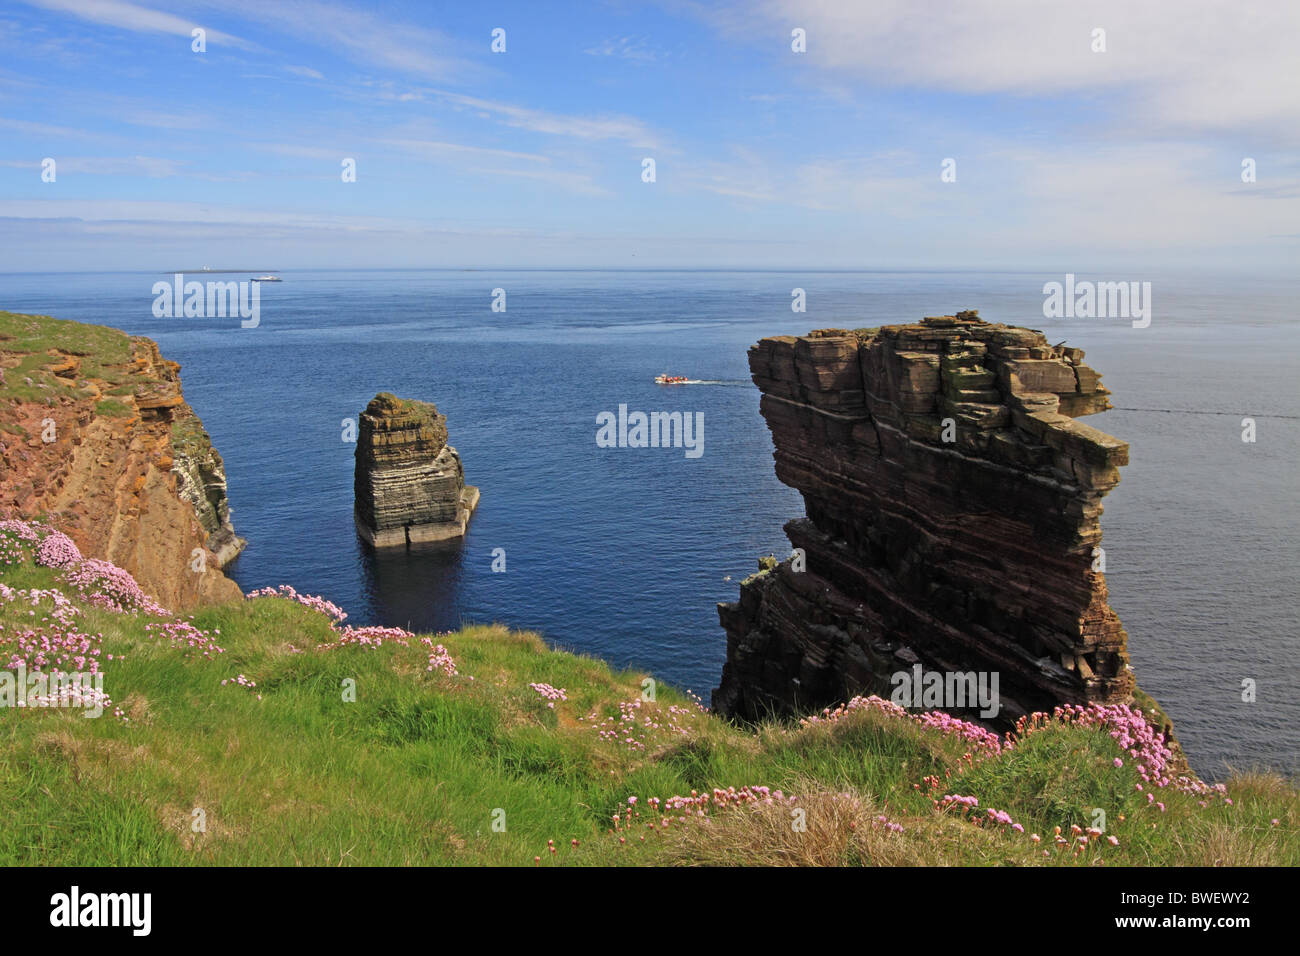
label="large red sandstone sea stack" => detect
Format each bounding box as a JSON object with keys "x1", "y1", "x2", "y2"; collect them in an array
[{"x1": 715, "y1": 311, "x2": 1139, "y2": 726}]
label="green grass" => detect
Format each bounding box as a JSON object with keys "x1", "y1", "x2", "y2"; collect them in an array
[
  {"x1": 0, "y1": 310, "x2": 131, "y2": 369},
  {"x1": 0, "y1": 310, "x2": 135, "y2": 404},
  {"x1": 170, "y1": 414, "x2": 212, "y2": 460},
  {"x1": 1, "y1": 549, "x2": 1297, "y2": 866},
  {"x1": 93, "y1": 399, "x2": 133, "y2": 418}
]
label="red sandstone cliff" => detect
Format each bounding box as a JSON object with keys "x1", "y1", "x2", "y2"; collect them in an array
[
  {"x1": 0, "y1": 311, "x2": 244, "y2": 610},
  {"x1": 715, "y1": 311, "x2": 1147, "y2": 727}
]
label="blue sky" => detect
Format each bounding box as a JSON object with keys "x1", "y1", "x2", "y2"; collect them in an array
[{"x1": 0, "y1": 0, "x2": 1296, "y2": 272}]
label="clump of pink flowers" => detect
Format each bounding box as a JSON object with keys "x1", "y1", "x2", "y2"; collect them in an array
[
  {"x1": 529, "y1": 682, "x2": 567, "y2": 708},
  {"x1": 65, "y1": 559, "x2": 168, "y2": 616},
  {"x1": 1, "y1": 519, "x2": 167, "y2": 616},
  {"x1": 1016, "y1": 704, "x2": 1175, "y2": 782},
  {"x1": 1016, "y1": 703, "x2": 1228, "y2": 804},
  {"x1": 4, "y1": 621, "x2": 103, "y2": 675},
  {"x1": 423, "y1": 638, "x2": 458, "y2": 677},
  {"x1": 221, "y1": 673, "x2": 261, "y2": 700},
  {"x1": 326, "y1": 624, "x2": 413, "y2": 649},
  {"x1": 0, "y1": 519, "x2": 41, "y2": 566},
  {"x1": 19, "y1": 680, "x2": 127, "y2": 723},
  {"x1": 0, "y1": 584, "x2": 81, "y2": 627},
  {"x1": 804, "y1": 695, "x2": 1213, "y2": 809},
  {"x1": 620, "y1": 786, "x2": 798, "y2": 824},
  {"x1": 580, "y1": 696, "x2": 699, "y2": 751},
  {"x1": 144, "y1": 618, "x2": 224, "y2": 660},
  {"x1": 0, "y1": 519, "x2": 41, "y2": 544},
  {"x1": 801, "y1": 694, "x2": 1004, "y2": 755},
  {"x1": 246, "y1": 585, "x2": 347, "y2": 623},
  {"x1": 914, "y1": 709, "x2": 1004, "y2": 754},
  {"x1": 937, "y1": 794, "x2": 1023, "y2": 832},
  {"x1": 241, "y1": 586, "x2": 473, "y2": 689},
  {"x1": 34, "y1": 530, "x2": 82, "y2": 570}
]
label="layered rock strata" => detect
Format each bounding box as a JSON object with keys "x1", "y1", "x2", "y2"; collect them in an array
[
  {"x1": 0, "y1": 313, "x2": 244, "y2": 609},
  {"x1": 714, "y1": 311, "x2": 1137, "y2": 727},
  {"x1": 169, "y1": 395, "x2": 245, "y2": 568},
  {"x1": 353, "y1": 392, "x2": 478, "y2": 547}
]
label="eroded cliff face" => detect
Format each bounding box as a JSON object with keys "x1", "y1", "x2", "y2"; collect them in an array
[
  {"x1": 715, "y1": 311, "x2": 1140, "y2": 727},
  {"x1": 353, "y1": 392, "x2": 479, "y2": 547},
  {"x1": 0, "y1": 312, "x2": 244, "y2": 609}
]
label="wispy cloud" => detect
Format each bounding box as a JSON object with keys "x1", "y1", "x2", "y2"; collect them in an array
[
  {"x1": 121, "y1": 110, "x2": 207, "y2": 130},
  {"x1": 0, "y1": 154, "x2": 186, "y2": 176},
  {"x1": 251, "y1": 137, "x2": 607, "y2": 196},
  {"x1": 20, "y1": 0, "x2": 248, "y2": 47},
  {"x1": 254, "y1": 142, "x2": 360, "y2": 162},
  {"x1": 428, "y1": 90, "x2": 659, "y2": 147},
  {"x1": 584, "y1": 35, "x2": 664, "y2": 63},
  {"x1": 217, "y1": 0, "x2": 477, "y2": 81},
  {"x1": 0, "y1": 197, "x2": 603, "y2": 239},
  {"x1": 284, "y1": 65, "x2": 325, "y2": 81},
  {"x1": 380, "y1": 138, "x2": 550, "y2": 165},
  {"x1": 477, "y1": 166, "x2": 613, "y2": 198},
  {"x1": 0, "y1": 115, "x2": 89, "y2": 138}
]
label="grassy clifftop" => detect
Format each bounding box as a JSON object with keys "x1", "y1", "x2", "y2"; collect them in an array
[{"x1": 0, "y1": 519, "x2": 1296, "y2": 866}]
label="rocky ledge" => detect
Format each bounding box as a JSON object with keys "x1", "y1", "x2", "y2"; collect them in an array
[
  {"x1": 353, "y1": 392, "x2": 478, "y2": 547},
  {"x1": 715, "y1": 311, "x2": 1149, "y2": 730}
]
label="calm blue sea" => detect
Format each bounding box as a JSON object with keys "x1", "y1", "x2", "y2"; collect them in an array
[{"x1": 2, "y1": 269, "x2": 1296, "y2": 779}]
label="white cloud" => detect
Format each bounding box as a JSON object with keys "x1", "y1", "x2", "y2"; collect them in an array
[
  {"x1": 712, "y1": 0, "x2": 1300, "y2": 144},
  {"x1": 992, "y1": 145, "x2": 1300, "y2": 249},
  {"x1": 673, "y1": 136, "x2": 1298, "y2": 260},
  {"x1": 284, "y1": 65, "x2": 325, "y2": 80}
]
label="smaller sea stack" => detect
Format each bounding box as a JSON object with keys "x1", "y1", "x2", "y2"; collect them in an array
[{"x1": 353, "y1": 392, "x2": 479, "y2": 547}]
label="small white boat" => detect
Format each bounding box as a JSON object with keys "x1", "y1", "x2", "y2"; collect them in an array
[{"x1": 253, "y1": 275, "x2": 283, "y2": 282}]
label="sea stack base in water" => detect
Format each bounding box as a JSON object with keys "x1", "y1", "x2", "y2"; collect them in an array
[{"x1": 353, "y1": 392, "x2": 479, "y2": 547}]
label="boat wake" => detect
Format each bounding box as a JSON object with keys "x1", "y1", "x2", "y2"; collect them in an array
[{"x1": 655, "y1": 377, "x2": 750, "y2": 386}]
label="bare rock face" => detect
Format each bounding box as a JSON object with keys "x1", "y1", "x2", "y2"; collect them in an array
[
  {"x1": 353, "y1": 392, "x2": 478, "y2": 547},
  {"x1": 714, "y1": 311, "x2": 1137, "y2": 726},
  {"x1": 170, "y1": 401, "x2": 245, "y2": 568}
]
